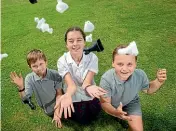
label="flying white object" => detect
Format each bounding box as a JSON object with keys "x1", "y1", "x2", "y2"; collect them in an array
[
  {"x1": 56, "y1": 0, "x2": 69, "y2": 13},
  {"x1": 34, "y1": 17, "x2": 53, "y2": 34},
  {"x1": 84, "y1": 21, "x2": 95, "y2": 32},
  {"x1": 86, "y1": 34, "x2": 93, "y2": 42},
  {"x1": 0, "y1": 53, "x2": 8, "y2": 61},
  {"x1": 118, "y1": 41, "x2": 139, "y2": 56}
]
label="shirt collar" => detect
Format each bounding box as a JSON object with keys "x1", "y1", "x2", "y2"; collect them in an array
[
  {"x1": 66, "y1": 51, "x2": 87, "y2": 65},
  {"x1": 33, "y1": 68, "x2": 50, "y2": 81},
  {"x1": 113, "y1": 68, "x2": 125, "y2": 84}
]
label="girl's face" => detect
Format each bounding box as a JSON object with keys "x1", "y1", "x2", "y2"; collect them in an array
[
  {"x1": 112, "y1": 54, "x2": 136, "y2": 81},
  {"x1": 66, "y1": 31, "x2": 85, "y2": 56}
]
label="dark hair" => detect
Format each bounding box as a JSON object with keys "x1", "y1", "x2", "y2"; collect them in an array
[
  {"x1": 112, "y1": 44, "x2": 137, "y2": 62},
  {"x1": 64, "y1": 26, "x2": 86, "y2": 42},
  {"x1": 27, "y1": 49, "x2": 47, "y2": 67}
]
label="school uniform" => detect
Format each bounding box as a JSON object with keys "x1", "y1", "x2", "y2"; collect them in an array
[
  {"x1": 23, "y1": 68, "x2": 62, "y2": 117},
  {"x1": 100, "y1": 68, "x2": 149, "y2": 115},
  {"x1": 57, "y1": 52, "x2": 101, "y2": 124}
]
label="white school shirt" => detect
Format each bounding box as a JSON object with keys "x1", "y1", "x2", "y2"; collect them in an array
[{"x1": 57, "y1": 52, "x2": 98, "y2": 102}]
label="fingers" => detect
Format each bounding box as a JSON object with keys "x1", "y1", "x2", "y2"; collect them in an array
[
  {"x1": 57, "y1": 119, "x2": 62, "y2": 128},
  {"x1": 121, "y1": 115, "x2": 132, "y2": 121},
  {"x1": 52, "y1": 118, "x2": 62, "y2": 128},
  {"x1": 98, "y1": 87, "x2": 108, "y2": 93},
  {"x1": 157, "y1": 69, "x2": 167, "y2": 82},
  {"x1": 71, "y1": 104, "x2": 75, "y2": 113},
  {"x1": 59, "y1": 107, "x2": 64, "y2": 118},
  {"x1": 54, "y1": 100, "x2": 61, "y2": 110},
  {"x1": 64, "y1": 107, "x2": 67, "y2": 119},
  {"x1": 118, "y1": 102, "x2": 123, "y2": 109},
  {"x1": 67, "y1": 106, "x2": 71, "y2": 118},
  {"x1": 89, "y1": 92, "x2": 95, "y2": 98},
  {"x1": 93, "y1": 93, "x2": 100, "y2": 99},
  {"x1": 19, "y1": 73, "x2": 22, "y2": 78}
]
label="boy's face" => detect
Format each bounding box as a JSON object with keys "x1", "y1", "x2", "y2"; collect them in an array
[
  {"x1": 112, "y1": 54, "x2": 136, "y2": 81},
  {"x1": 66, "y1": 31, "x2": 85, "y2": 56},
  {"x1": 30, "y1": 59, "x2": 47, "y2": 77}
]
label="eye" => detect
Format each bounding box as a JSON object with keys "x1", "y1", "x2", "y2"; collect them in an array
[
  {"x1": 32, "y1": 65, "x2": 37, "y2": 68},
  {"x1": 77, "y1": 39, "x2": 83, "y2": 42},
  {"x1": 68, "y1": 40, "x2": 74, "y2": 43},
  {"x1": 128, "y1": 63, "x2": 132, "y2": 66},
  {"x1": 117, "y1": 63, "x2": 123, "y2": 66},
  {"x1": 40, "y1": 63, "x2": 43, "y2": 66}
]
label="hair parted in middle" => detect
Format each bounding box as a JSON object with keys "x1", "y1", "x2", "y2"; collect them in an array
[{"x1": 64, "y1": 26, "x2": 86, "y2": 42}]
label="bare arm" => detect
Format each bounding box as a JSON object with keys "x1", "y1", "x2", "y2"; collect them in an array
[
  {"x1": 64, "y1": 73, "x2": 77, "y2": 96},
  {"x1": 143, "y1": 69, "x2": 167, "y2": 94},
  {"x1": 10, "y1": 72, "x2": 26, "y2": 98},
  {"x1": 100, "y1": 96, "x2": 131, "y2": 121},
  {"x1": 82, "y1": 71, "x2": 107, "y2": 98},
  {"x1": 100, "y1": 96, "x2": 117, "y2": 117},
  {"x1": 55, "y1": 73, "x2": 76, "y2": 119}
]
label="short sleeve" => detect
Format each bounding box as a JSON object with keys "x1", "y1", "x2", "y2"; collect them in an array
[
  {"x1": 54, "y1": 72, "x2": 63, "y2": 89},
  {"x1": 99, "y1": 77, "x2": 111, "y2": 98},
  {"x1": 57, "y1": 55, "x2": 69, "y2": 78},
  {"x1": 87, "y1": 53, "x2": 98, "y2": 74},
  {"x1": 24, "y1": 75, "x2": 33, "y2": 98},
  {"x1": 139, "y1": 69, "x2": 149, "y2": 90}
]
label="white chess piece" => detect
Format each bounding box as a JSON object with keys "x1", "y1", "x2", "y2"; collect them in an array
[
  {"x1": 118, "y1": 41, "x2": 139, "y2": 56},
  {"x1": 34, "y1": 17, "x2": 53, "y2": 34},
  {"x1": 56, "y1": 0, "x2": 69, "y2": 13},
  {"x1": 0, "y1": 53, "x2": 8, "y2": 61},
  {"x1": 86, "y1": 34, "x2": 92, "y2": 42},
  {"x1": 84, "y1": 21, "x2": 95, "y2": 32},
  {"x1": 36, "y1": 18, "x2": 46, "y2": 29}
]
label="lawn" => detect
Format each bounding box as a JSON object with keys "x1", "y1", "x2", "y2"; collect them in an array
[{"x1": 1, "y1": 0, "x2": 176, "y2": 131}]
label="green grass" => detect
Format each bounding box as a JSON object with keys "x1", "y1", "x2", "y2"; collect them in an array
[{"x1": 1, "y1": 0, "x2": 176, "y2": 130}]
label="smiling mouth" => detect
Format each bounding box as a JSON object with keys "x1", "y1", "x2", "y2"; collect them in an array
[
  {"x1": 72, "y1": 48, "x2": 80, "y2": 51},
  {"x1": 121, "y1": 72, "x2": 128, "y2": 75}
]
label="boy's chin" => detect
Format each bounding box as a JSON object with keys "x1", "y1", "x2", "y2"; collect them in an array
[
  {"x1": 120, "y1": 76, "x2": 130, "y2": 81},
  {"x1": 36, "y1": 71, "x2": 46, "y2": 77}
]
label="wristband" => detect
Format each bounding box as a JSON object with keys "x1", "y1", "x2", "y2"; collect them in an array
[
  {"x1": 84, "y1": 85, "x2": 92, "y2": 91},
  {"x1": 18, "y1": 88, "x2": 25, "y2": 92}
]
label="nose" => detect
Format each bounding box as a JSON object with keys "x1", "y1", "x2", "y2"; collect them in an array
[
  {"x1": 73, "y1": 40, "x2": 78, "y2": 46},
  {"x1": 37, "y1": 65, "x2": 42, "y2": 71},
  {"x1": 122, "y1": 65, "x2": 127, "y2": 71}
]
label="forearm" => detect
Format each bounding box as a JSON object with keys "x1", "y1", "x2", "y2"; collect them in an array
[
  {"x1": 82, "y1": 71, "x2": 95, "y2": 89},
  {"x1": 56, "y1": 88, "x2": 63, "y2": 100},
  {"x1": 18, "y1": 91, "x2": 26, "y2": 99},
  {"x1": 65, "y1": 84, "x2": 77, "y2": 96},
  {"x1": 64, "y1": 73, "x2": 77, "y2": 96},
  {"x1": 17, "y1": 85, "x2": 26, "y2": 99},
  {"x1": 147, "y1": 79, "x2": 163, "y2": 94},
  {"x1": 101, "y1": 101, "x2": 117, "y2": 117}
]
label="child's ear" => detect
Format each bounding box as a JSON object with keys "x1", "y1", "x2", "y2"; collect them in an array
[
  {"x1": 28, "y1": 65, "x2": 31, "y2": 68},
  {"x1": 112, "y1": 62, "x2": 115, "y2": 67}
]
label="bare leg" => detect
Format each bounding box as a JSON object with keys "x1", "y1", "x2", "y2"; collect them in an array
[{"x1": 128, "y1": 115, "x2": 143, "y2": 131}]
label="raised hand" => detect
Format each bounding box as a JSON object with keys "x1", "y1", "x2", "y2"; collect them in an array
[
  {"x1": 114, "y1": 102, "x2": 132, "y2": 121},
  {"x1": 54, "y1": 94, "x2": 74, "y2": 119},
  {"x1": 10, "y1": 72, "x2": 24, "y2": 89},
  {"x1": 157, "y1": 69, "x2": 167, "y2": 85},
  {"x1": 85, "y1": 85, "x2": 107, "y2": 99}
]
